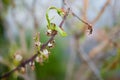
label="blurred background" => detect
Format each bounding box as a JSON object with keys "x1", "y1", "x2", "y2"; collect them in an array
[{"x1": 0, "y1": 0, "x2": 120, "y2": 80}]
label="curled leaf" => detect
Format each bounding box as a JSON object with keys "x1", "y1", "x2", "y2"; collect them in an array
[{"x1": 46, "y1": 6, "x2": 65, "y2": 29}]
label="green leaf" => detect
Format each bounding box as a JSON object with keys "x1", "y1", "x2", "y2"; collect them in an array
[
  {"x1": 55, "y1": 26, "x2": 67, "y2": 37},
  {"x1": 46, "y1": 6, "x2": 64, "y2": 29},
  {"x1": 45, "y1": 6, "x2": 67, "y2": 37}
]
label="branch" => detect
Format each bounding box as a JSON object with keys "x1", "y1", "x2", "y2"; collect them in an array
[
  {"x1": 0, "y1": 8, "x2": 70, "y2": 79},
  {"x1": 92, "y1": 0, "x2": 111, "y2": 24},
  {"x1": 59, "y1": 8, "x2": 70, "y2": 28},
  {"x1": 79, "y1": 47, "x2": 103, "y2": 80},
  {"x1": 71, "y1": 12, "x2": 93, "y2": 34}
]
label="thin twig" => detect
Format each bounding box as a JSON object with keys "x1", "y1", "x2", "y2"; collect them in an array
[
  {"x1": 71, "y1": 12, "x2": 93, "y2": 34},
  {"x1": 59, "y1": 8, "x2": 70, "y2": 28}
]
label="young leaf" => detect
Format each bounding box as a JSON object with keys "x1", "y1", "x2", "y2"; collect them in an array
[
  {"x1": 46, "y1": 6, "x2": 65, "y2": 29},
  {"x1": 55, "y1": 26, "x2": 67, "y2": 37}
]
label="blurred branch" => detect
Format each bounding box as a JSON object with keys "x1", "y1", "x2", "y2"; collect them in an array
[
  {"x1": 72, "y1": 32, "x2": 102, "y2": 80},
  {"x1": 31, "y1": 0, "x2": 39, "y2": 30},
  {"x1": 83, "y1": 0, "x2": 89, "y2": 21},
  {"x1": 79, "y1": 47, "x2": 103, "y2": 80},
  {"x1": 89, "y1": 27, "x2": 120, "y2": 58},
  {"x1": 92, "y1": 0, "x2": 111, "y2": 25},
  {"x1": 89, "y1": 40, "x2": 109, "y2": 58},
  {"x1": 62, "y1": 0, "x2": 67, "y2": 8},
  {"x1": 75, "y1": 63, "x2": 90, "y2": 80},
  {"x1": 11, "y1": 10, "x2": 27, "y2": 53},
  {"x1": 65, "y1": 37, "x2": 77, "y2": 80},
  {"x1": 23, "y1": 0, "x2": 39, "y2": 30},
  {"x1": 75, "y1": 27, "x2": 120, "y2": 80}
]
